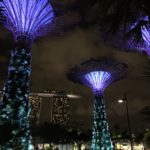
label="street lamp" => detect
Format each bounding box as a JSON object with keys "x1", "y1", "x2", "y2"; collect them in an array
[{"x1": 118, "y1": 94, "x2": 133, "y2": 150}]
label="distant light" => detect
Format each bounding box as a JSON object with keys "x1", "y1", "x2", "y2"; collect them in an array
[
  {"x1": 29, "y1": 144, "x2": 34, "y2": 150},
  {"x1": 81, "y1": 145, "x2": 86, "y2": 150},
  {"x1": 30, "y1": 92, "x2": 81, "y2": 99},
  {"x1": 36, "y1": 93, "x2": 54, "y2": 98},
  {"x1": 67, "y1": 94, "x2": 81, "y2": 99},
  {"x1": 118, "y1": 99, "x2": 124, "y2": 103}
]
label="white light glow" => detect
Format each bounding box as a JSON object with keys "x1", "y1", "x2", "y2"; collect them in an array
[{"x1": 85, "y1": 71, "x2": 111, "y2": 91}]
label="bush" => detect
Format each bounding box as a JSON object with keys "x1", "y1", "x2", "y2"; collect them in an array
[{"x1": 143, "y1": 131, "x2": 150, "y2": 148}]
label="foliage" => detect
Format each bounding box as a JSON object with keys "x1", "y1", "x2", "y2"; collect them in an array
[
  {"x1": 144, "y1": 61, "x2": 150, "y2": 79},
  {"x1": 32, "y1": 123, "x2": 92, "y2": 143},
  {"x1": 143, "y1": 131, "x2": 150, "y2": 148},
  {"x1": 141, "y1": 106, "x2": 150, "y2": 121},
  {"x1": 94, "y1": 0, "x2": 150, "y2": 33}
]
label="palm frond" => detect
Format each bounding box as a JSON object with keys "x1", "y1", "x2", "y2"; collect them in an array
[
  {"x1": 97, "y1": 0, "x2": 150, "y2": 34},
  {"x1": 140, "y1": 106, "x2": 150, "y2": 121},
  {"x1": 143, "y1": 61, "x2": 150, "y2": 78}
]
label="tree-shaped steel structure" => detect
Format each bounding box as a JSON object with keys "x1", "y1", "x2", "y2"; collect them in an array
[
  {"x1": 127, "y1": 16, "x2": 150, "y2": 58},
  {"x1": 100, "y1": 15, "x2": 150, "y2": 59},
  {"x1": 1, "y1": 0, "x2": 54, "y2": 40},
  {"x1": 0, "y1": 0, "x2": 54, "y2": 149},
  {"x1": 67, "y1": 57, "x2": 127, "y2": 150}
]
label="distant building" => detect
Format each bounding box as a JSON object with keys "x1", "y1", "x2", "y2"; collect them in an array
[
  {"x1": 29, "y1": 96, "x2": 41, "y2": 125},
  {"x1": 49, "y1": 90, "x2": 70, "y2": 127}
]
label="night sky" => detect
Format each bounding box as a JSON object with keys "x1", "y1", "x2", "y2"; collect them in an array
[{"x1": 0, "y1": 0, "x2": 150, "y2": 132}]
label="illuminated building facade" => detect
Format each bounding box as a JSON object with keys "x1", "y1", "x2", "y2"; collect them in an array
[
  {"x1": 29, "y1": 96, "x2": 41, "y2": 125},
  {"x1": 47, "y1": 90, "x2": 70, "y2": 127},
  {"x1": 67, "y1": 57, "x2": 127, "y2": 150}
]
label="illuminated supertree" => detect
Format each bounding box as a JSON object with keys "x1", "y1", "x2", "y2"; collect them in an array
[
  {"x1": 0, "y1": 2, "x2": 4, "y2": 24},
  {"x1": 100, "y1": 15, "x2": 150, "y2": 59},
  {"x1": 67, "y1": 57, "x2": 127, "y2": 150},
  {"x1": 127, "y1": 16, "x2": 150, "y2": 58},
  {"x1": 0, "y1": 0, "x2": 54, "y2": 149}
]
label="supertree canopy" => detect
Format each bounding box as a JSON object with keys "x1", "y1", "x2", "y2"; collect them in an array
[
  {"x1": 127, "y1": 16, "x2": 150, "y2": 57},
  {"x1": 0, "y1": 0, "x2": 54, "y2": 149},
  {"x1": 0, "y1": 0, "x2": 54, "y2": 41},
  {"x1": 84, "y1": 71, "x2": 111, "y2": 93},
  {"x1": 67, "y1": 57, "x2": 127, "y2": 150}
]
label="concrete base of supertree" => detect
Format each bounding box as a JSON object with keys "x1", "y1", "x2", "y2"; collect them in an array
[
  {"x1": 0, "y1": 46, "x2": 32, "y2": 149},
  {"x1": 91, "y1": 92, "x2": 113, "y2": 150}
]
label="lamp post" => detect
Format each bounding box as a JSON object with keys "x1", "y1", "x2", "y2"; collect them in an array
[{"x1": 118, "y1": 94, "x2": 133, "y2": 150}]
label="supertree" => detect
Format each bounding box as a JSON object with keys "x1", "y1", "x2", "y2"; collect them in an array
[
  {"x1": 126, "y1": 16, "x2": 150, "y2": 58},
  {"x1": 67, "y1": 57, "x2": 127, "y2": 150},
  {"x1": 0, "y1": 0, "x2": 54, "y2": 149},
  {"x1": 100, "y1": 13, "x2": 150, "y2": 60},
  {"x1": 91, "y1": 0, "x2": 150, "y2": 61}
]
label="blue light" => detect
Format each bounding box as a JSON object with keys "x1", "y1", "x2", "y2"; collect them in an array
[
  {"x1": 84, "y1": 71, "x2": 111, "y2": 92},
  {"x1": 0, "y1": 0, "x2": 54, "y2": 39}
]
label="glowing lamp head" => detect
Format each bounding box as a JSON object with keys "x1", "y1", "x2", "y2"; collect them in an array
[
  {"x1": 0, "y1": 0, "x2": 54, "y2": 40},
  {"x1": 118, "y1": 99, "x2": 124, "y2": 103},
  {"x1": 84, "y1": 71, "x2": 111, "y2": 93}
]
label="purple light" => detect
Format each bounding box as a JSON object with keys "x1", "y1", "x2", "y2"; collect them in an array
[
  {"x1": 84, "y1": 71, "x2": 111, "y2": 92},
  {"x1": 129, "y1": 25, "x2": 150, "y2": 56},
  {"x1": 127, "y1": 16, "x2": 150, "y2": 56},
  {"x1": 0, "y1": 0, "x2": 54, "y2": 39},
  {"x1": 129, "y1": 16, "x2": 149, "y2": 31},
  {"x1": 141, "y1": 26, "x2": 150, "y2": 47}
]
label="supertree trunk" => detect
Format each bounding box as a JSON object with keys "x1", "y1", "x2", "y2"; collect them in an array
[
  {"x1": 0, "y1": 41, "x2": 32, "y2": 149},
  {"x1": 91, "y1": 92, "x2": 113, "y2": 150}
]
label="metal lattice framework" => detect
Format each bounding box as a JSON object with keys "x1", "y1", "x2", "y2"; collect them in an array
[
  {"x1": 67, "y1": 57, "x2": 127, "y2": 93},
  {"x1": 85, "y1": 71, "x2": 111, "y2": 92},
  {"x1": 127, "y1": 16, "x2": 150, "y2": 57},
  {"x1": 0, "y1": 0, "x2": 54, "y2": 149},
  {"x1": 67, "y1": 57, "x2": 127, "y2": 150},
  {"x1": 0, "y1": 0, "x2": 54, "y2": 40}
]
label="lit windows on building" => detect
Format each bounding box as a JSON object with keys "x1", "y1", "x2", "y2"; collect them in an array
[{"x1": 52, "y1": 91, "x2": 70, "y2": 127}]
